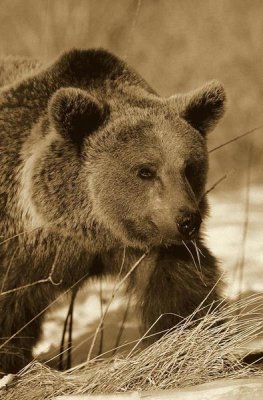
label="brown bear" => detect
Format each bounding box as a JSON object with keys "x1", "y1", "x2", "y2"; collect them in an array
[{"x1": 0, "y1": 49, "x2": 226, "y2": 373}]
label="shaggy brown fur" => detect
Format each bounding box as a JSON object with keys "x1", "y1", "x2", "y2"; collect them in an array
[{"x1": 0, "y1": 49, "x2": 226, "y2": 373}]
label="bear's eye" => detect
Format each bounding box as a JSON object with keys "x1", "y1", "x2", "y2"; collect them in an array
[{"x1": 137, "y1": 167, "x2": 156, "y2": 180}]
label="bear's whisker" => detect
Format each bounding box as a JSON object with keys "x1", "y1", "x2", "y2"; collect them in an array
[
  {"x1": 182, "y1": 240, "x2": 206, "y2": 286},
  {"x1": 192, "y1": 240, "x2": 202, "y2": 269}
]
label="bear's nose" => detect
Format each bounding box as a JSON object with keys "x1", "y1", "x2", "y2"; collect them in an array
[{"x1": 176, "y1": 211, "x2": 202, "y2": 240}]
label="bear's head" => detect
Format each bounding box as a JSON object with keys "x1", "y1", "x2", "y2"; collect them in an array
[{"x1": 47, "y1": 76, "x2": 226, "y2": 250}]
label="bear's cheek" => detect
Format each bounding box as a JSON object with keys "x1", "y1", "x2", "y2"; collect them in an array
[
  {"x1": 95, "y1": 183, "x2": 158, "y2": 244},
  {"x1": 101, "y1": 182, "x2": 149, "y2": 219},
  {"x1": 89, "y1": 170, "x2": 144, "y2": 213}
]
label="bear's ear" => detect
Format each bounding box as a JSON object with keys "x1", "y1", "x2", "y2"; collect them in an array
[
  {"x1": 175, "y1": 81, "x2": 226, "y2": 135},
  {"x1": 49, "y1": 87, "x2": 108, "y2": 148}
]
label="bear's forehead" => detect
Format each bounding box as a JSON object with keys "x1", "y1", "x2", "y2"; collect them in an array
[
  {"x1": 107, "y1": 107, "x2": 206, "y2": 166},
  {"x1": 112, "y1": 105, "x2": 200, "y2": 143}
]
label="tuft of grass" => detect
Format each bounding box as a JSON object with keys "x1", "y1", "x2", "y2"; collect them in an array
[{"x1": 2, "y1": 293, "x2": 263, "y2": 400}]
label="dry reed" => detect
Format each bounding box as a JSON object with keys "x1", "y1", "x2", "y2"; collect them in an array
[{"x1": 1, "y1": 293, "x2": 262, "y2": 400}]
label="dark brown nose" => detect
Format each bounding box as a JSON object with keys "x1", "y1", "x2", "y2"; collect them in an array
[{"x1": 176, "y1": 211, "x2": 202, "y2": 240}]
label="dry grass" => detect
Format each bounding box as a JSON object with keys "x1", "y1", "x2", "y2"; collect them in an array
[{"x1": 2, "y1": 294, "x2": 263, "y2": 399}]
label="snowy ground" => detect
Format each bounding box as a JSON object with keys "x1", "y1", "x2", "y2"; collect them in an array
[
  {"x1": 207, "y1": 186, "x2": 263, "y2": 296},
  {"x1": 35, "y1": 186, "x2": 263, "y2": 367}
]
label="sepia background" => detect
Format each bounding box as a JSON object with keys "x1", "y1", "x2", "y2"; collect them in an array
[
  {"x1": 0, "y1": 0, "x2": 262, "y2": 366},
  {"x1": 1, "y1": 0, "x2": 263, "y2": 184}
]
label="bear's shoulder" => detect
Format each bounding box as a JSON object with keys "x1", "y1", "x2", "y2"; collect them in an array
[
  {"x1": 0, "y1": 49, "x2": 154, "y2": 109},
  {"x1": 0, "y1": 55, "x2": 42, "y2": 88}
]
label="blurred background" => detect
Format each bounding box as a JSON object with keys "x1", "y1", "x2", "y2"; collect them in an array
[
  {"x1": 0, "y1": 0, "x2": 263, "y2": 186},
  {"x1": 0, "y1": 0, "x2": 262, "y2": 365}
]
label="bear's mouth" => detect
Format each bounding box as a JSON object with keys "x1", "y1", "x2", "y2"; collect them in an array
[
  {"x1": 122, "y1": 218, "x2": 154, "y2": 242},
  {"x1": 121, "y1": 218, "x2": 185, "y2": 248}
]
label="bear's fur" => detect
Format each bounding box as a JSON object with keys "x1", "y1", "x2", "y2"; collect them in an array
[{"x1": 0, "y1": 49, "x2": 226, "y2": 373}]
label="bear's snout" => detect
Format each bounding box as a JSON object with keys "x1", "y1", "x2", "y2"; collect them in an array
[{"x1": 176, "y1": 210, "x2": 202, "y2": 241}]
